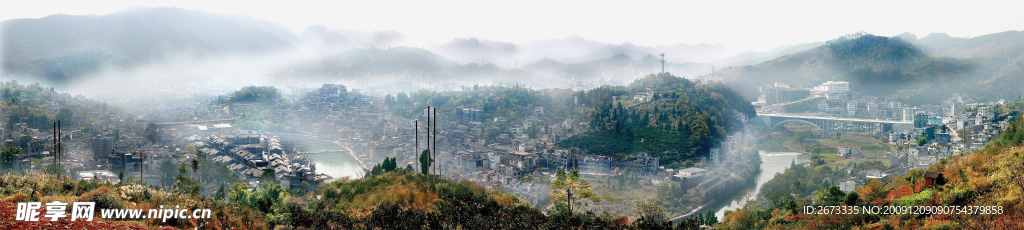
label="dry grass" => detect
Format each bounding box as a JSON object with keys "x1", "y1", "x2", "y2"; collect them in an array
[{"x1": 583, "y1": 178, "x2": 660, "y2": 218}]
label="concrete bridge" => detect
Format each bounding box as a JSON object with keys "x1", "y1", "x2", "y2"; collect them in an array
[
  {"x1": 151, "y1": 119, "x2": 236, "y2": 128},
  {"x1": 757, "y1": 113, "x2": 913, "y2": 133},
  {"x1": 295, "y1": 150, "x2": 347, "y2": 155}
]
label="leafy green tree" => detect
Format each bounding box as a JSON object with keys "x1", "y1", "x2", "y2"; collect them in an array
[
  {"x1": 550, "y1": 168, "x2": 601, "y2": 214},
  {"x1": 382, "y1": 157, "x2": 396, "y2": 172},
  {"x1": 250, "y1": 183, "x2": 290, "y2": 213},
  {"x1": 228, "y1": 182, "x2": 250, "y2": 204},
  {"x1": 118, "y1": 170, "x2": 124, "y2": 182},
  {"x1": 227, "y1": 181, "x2": 289, "y2": 214},
  {"x1": 191, "y1": 158, "x2": 200, "y2": 182},
  {"x1": 158, "y1": 161, "x2": 177, "y2": 188},
  {"x1": 174, "y1": 162, "x2": 200, "y2": 195},
  {"x1": 227, "y1": 86, "x2": 280, "y2": 104},
  {"x1": 215, "y1": 183, "x2": 226, "y2": 201},
  {"x1": 19, "y1": 134, "x2": 32, "y2": 149},
  {"x1": 701, "y1": 210, "x2": 718, "y2": 225},
  {"x1": 1, "y1": 147, "x2": 18, "y2": 171},
  {"x1": 634, "y1": 199, "x2": 667, "y2": 221},
  {"x1": 369, "y1": 164, "x2": 382, "y2": 176},
  {"x1": 146, "y1": 129, "x2": 159, "y2": 144},
  {"x1": 997, "y1": 114, "x2": 1024, "y2": 147},
  {"x1": 767, "y1": 190, "x2": 794, "y2": 209},
  {"x1": 845, "y1": 191, "x2": 860, "y2": 206},
  {"x1": 259, "y1": 169, "x2": 277, "y2": 186},
  {"x1": 814, "y1": 185, "x2": 846, "y2": 206},
  {"x1": 384, "y1": 94, "x2": 394, "y2": 107},
  {"x1": 56, "y1": 108, "x2": 73, "y2": 125},
  {"x1": 419, "y1": 149, "x2": 433, "y2": 175},
  {"x1": 675, "y1": 216, "x2": 701, "y2": 230}
]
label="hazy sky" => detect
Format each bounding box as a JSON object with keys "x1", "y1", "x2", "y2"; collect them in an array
[{"x1": 3, "y1": 0, "x2": 1024, "y2": 51}]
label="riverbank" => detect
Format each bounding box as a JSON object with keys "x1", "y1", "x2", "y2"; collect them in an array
[
  {"x1": 274, "y1": 133, "x2": 367, "y2": 180},
  {"x1": 669, "y1": 199, "x2": 716, "y2": 223},
  {"x1": 713, "y1": 151, "x2": 807, "y2": 220}
]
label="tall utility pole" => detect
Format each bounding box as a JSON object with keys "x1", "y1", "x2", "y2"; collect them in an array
[
  {"x1": 415, "y1": 119, "x2": 419, "y2": 173},
  {"x1": 58, "y1": 121, "x2": 60, "y2": 178},
  {"x1": 140, "y1": 151, "x2": 145, "y2": 181},
  {"x1": 433, "y1": 108, "x2": 437, "y2": 179},
  {"x1": 659, "y1": 53, "x2": 665, "y2": 74},
  {"x1": 53, "y1": 122, "x2": 57, "y2": 177},
  {"x1": 52, "y1": 121, "x2": 62, "y2": 178},
  {"x1": 427, "y1": 106, "x2": 431, "y2": 178}
]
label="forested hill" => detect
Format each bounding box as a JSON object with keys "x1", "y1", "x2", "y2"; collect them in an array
[
  {"x1": 379, "y1": 73, "x2": 754, "y2": 168},
  {"x1": 714, "y1": 32, "x2": 1024, "y2": 105},
  {"x1": 1, "y1": 7, "x2": 297, "y2": 84},
  {"x1": 713, "y1": 33, "x2": 929, "y2": 98},
  {"x1": 384, "y1": 84, "x2": 576, "y2": 122},
  {"x1": 901, "y1": 31, "x2": 1024, "y2": 103},
  {"x1": 559, "y1": 73, "x2": 756, "y2": 168}
]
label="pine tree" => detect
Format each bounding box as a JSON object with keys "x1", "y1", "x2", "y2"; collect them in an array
[
  {"x1": 378, "y1": 157, "x2": 397, "y2": 172},
  {"x1": 215, "y1": 183, "x2": 226, "y2": 200},
  {"x1": 419, "y1": 149, "x2": 433, "y2": 175}
]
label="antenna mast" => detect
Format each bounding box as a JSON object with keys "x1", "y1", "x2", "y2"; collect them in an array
[{"x1": 659, "y1": 53, "x2": 665, "y2": 74}]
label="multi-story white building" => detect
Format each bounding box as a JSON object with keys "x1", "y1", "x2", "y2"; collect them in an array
[
  {"x1": 978, "y1": 106, "x2": 994, "y2": 120},
  {"x1": 867, "y1": 102, "x2": 878, "y2": 117},
  {"x1": 811, "y1": 81, "x2": 851, "y2": 102},
  {"x1": 847, "y1": 101, "x2": 858, "y2": 116},
  {"x1": 824, "y1": 81, "x2": 850, "y2": 93}
]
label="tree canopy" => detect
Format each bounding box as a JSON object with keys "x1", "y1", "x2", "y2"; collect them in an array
[
  {"x1": 560, "y1": 73, "x2": 755, "y2": 167},
  {"x1": 227, "y1": 86, "x2": 280, "y2": 104}
]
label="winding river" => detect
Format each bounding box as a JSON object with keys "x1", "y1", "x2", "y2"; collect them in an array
[
  {"x1": 713, "y1": 151, "x2": 808, "y2": 220},
  {"x1": 286, "y1": 137, "x2": 365, "y2": 181}
]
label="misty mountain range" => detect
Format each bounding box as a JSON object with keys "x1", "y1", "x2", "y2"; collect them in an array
[
  {"x1": 2, "y1": 6, "x2": 1022, "y2": 104},
  {"x1": 0, "y1": 7, "x2": 778, "y2": 86},
  {"x1": 713, "y1": 31, "x2": 1024, "y2": 104},
  {"x1": 1, "y1": 7, "x2": 297, "y2": 83}
]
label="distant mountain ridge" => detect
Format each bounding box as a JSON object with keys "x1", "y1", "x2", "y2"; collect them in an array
[
  {"x1": 430, "y1": 35, "x2": 732, "y2": 66},
  {"x1": 281, "y1": 46, "x2": 457, "y2": 77},
  {"x1": 714, "y1": 42, "x2": 824, "y2": 66},
  {"x1": 711, "y1": 31, "x2": 1024, "y2": 104},
  {"x1": 1, "y1": 7, "x2": 297, "y2": 83},
  {"x1": 276, "y1": 45, "x2": 716, "y2": 90}
]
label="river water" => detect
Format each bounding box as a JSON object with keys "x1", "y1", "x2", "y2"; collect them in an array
[
  {"x1": 286, "y1": 137, "x2": 365, "y2": 181},
  {"x1": 285, "y1": 136, "x2": 804, "y2": 220},
  {"x1": 713, "y1": 151, "x2": 807, "y2": 220}
]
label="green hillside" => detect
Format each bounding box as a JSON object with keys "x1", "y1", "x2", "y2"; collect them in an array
[{"x1": 559, "y1": 73, "x2": 756, "y2": 167}]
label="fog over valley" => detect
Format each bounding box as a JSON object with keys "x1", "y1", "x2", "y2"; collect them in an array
[
  {"x1": 2, "y1": 3, "x2": 1024, "y2": 230},
  {"x1": 4, "y1": 7, "x2": 774, "y2": 109}
]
